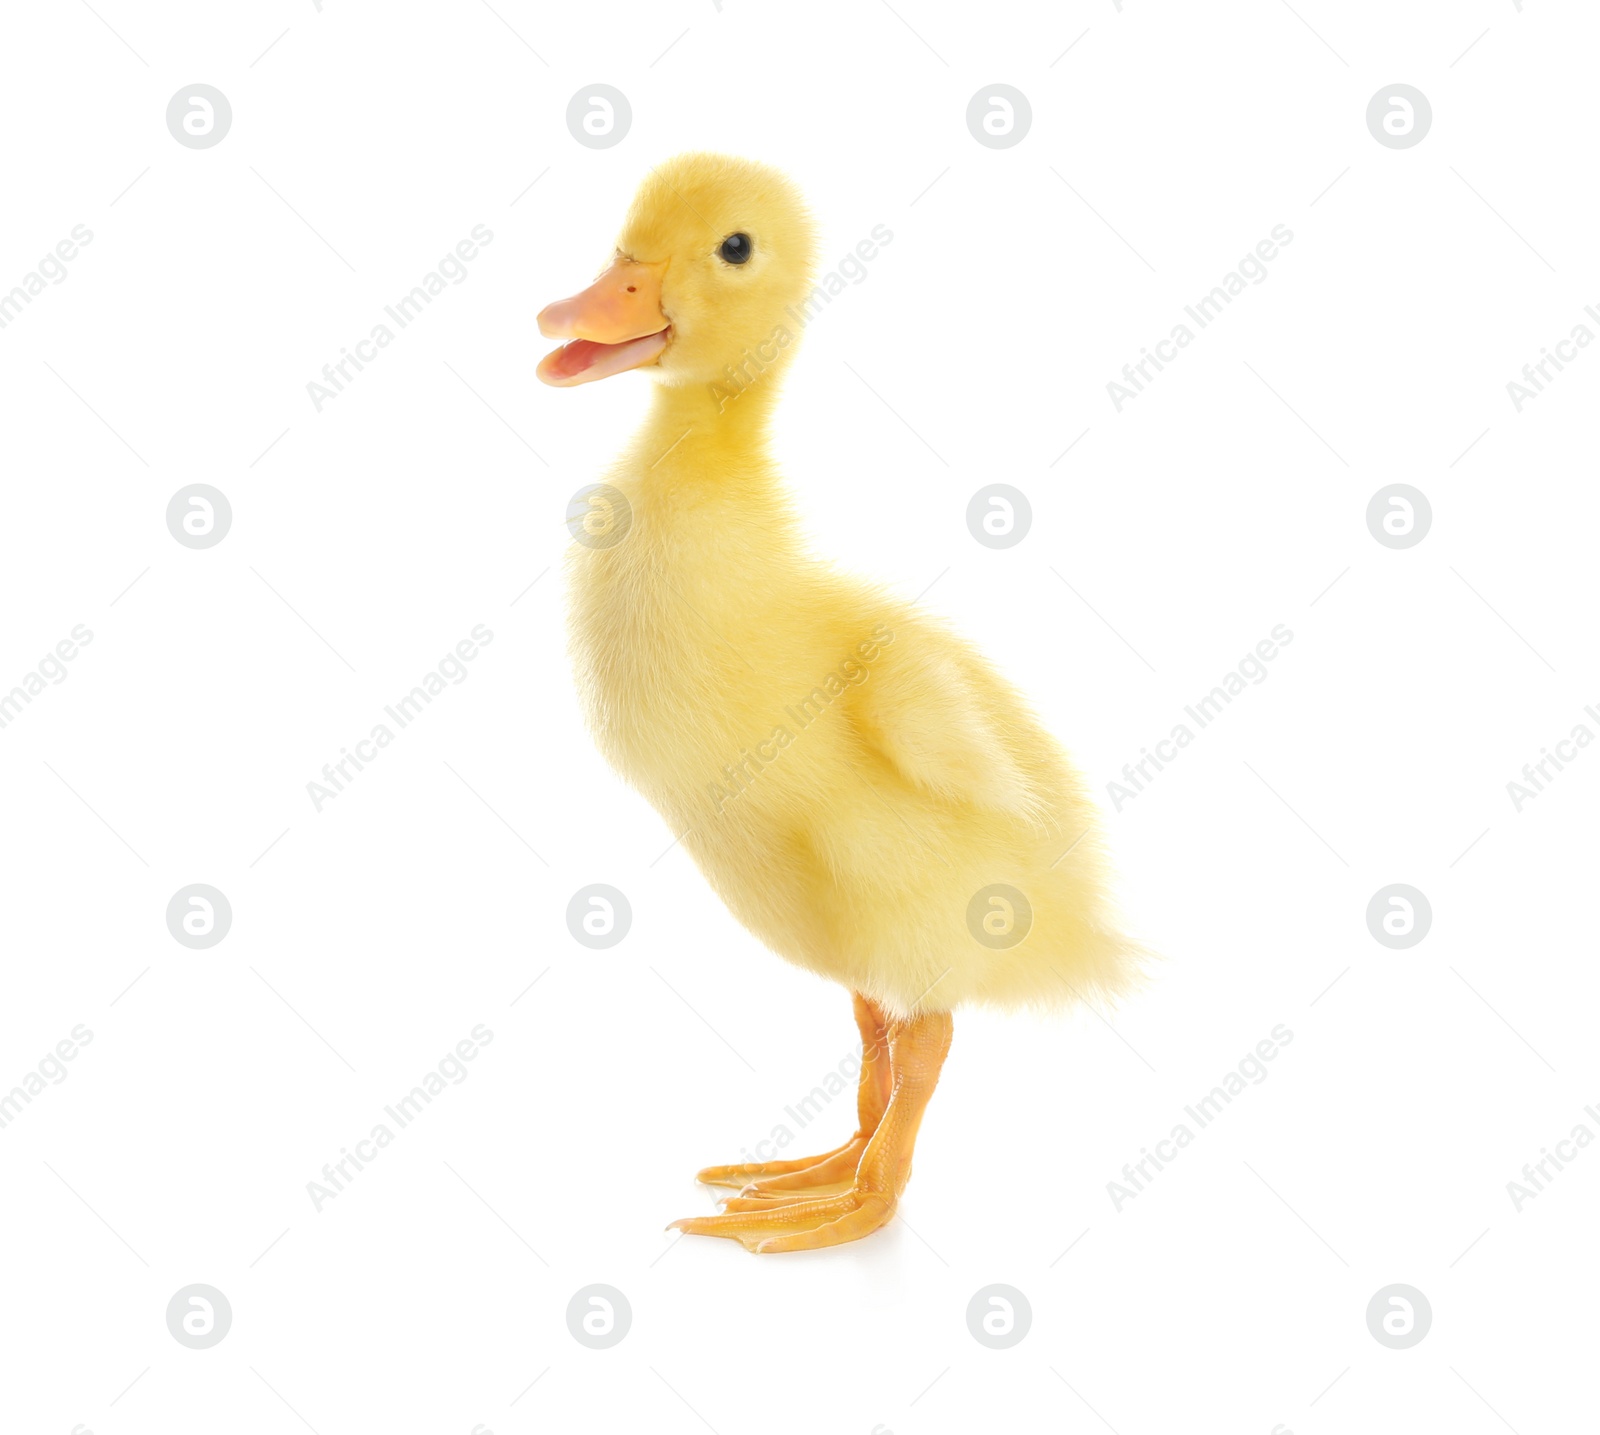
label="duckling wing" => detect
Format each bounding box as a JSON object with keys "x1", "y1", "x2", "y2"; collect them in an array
[{"x1": 843, "y1": 626, "x2": 1045, "y2": 819}]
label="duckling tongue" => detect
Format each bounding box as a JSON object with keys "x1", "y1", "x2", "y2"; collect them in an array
[{"x1": 538, "y1": 328, "x2": 670, "y2": 387}]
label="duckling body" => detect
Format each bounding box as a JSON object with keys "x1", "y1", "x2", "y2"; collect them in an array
[
  {"x1": 543, "y1": 154, "x2": 1141, "y2": 1251},
  {"x1": 569, "y1": 409, "x2": 1133, "y2": 1018}
]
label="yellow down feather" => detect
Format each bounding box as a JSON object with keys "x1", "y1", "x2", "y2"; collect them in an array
[{"x1": 565, "y1": 153, "x2": 1144, "y2": 1019}]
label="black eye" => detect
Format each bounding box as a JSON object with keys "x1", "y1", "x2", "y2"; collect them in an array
[{"x1": 718, "y1": 232, "x2": 752, "y2": 265}]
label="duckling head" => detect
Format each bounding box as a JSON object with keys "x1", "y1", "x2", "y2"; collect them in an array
[{"x1": 537, "y1": 152, "x2": 818, "y2": 393}]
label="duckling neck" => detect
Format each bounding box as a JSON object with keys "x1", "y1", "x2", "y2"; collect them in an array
[
  {"x1": 621, "y1": 371, "x2": 802, "y2": 574},
  {"x1": 639, "y1": 367, "x2": 784, "y2": 465}
]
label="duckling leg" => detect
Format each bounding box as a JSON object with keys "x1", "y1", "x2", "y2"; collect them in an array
[
  {"x1": 670, "y1": 1008, "x2": 952, "y2": 1253},
  {"x1": 695, "y1": 992, "x2": 891, "y2": 1200}
]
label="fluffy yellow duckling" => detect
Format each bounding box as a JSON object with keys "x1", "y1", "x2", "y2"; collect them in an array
[{"x1": 538, "y1": 153, "x2": 1142, "y2": 1253}]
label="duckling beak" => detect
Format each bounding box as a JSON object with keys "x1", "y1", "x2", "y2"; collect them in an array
[{"x1": 536, "y1": 259, "x2": 671, "y2": 386}]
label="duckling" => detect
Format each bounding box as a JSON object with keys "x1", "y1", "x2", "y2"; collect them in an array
[{"x1": 538, "y1": 153, "x2": 1143, "y2": 1253}]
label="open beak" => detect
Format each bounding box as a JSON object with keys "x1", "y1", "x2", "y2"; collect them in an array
[{"x1": 537, "y1": 259, "x2": 671, "y2": 386}]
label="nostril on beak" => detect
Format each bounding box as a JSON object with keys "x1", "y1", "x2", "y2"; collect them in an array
[{"x1": 626, "y1": 286, "x2": 637, "y2": 293}]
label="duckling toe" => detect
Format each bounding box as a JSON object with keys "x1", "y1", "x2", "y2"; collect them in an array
[
  {"x1": 669, "y1": 1189, "x2": 894, "y2": 1253},
  {"x1": 695, "y1": 1134, "x2": 868, "y2": 1191}
]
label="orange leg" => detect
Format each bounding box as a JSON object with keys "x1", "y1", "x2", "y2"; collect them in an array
[
  {"x1": 671, "y1": 1004, "x2": 952, "y2": 1253},
  {"x1": 695, "y1": 992, "x2": 892, "y2": 1201}
]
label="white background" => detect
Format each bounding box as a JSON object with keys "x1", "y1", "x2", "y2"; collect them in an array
[{"x1": 2, "y1": 1, "x2": 1597, "y2": 1432}]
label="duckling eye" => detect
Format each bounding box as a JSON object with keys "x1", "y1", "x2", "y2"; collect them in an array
[{"x1": 718, "y1": 232, "x2": 753, "y2": 265}]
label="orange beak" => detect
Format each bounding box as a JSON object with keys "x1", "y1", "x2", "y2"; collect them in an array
[{"x1": 537, "y1": 259, "x2": 671, "y2": 386}]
